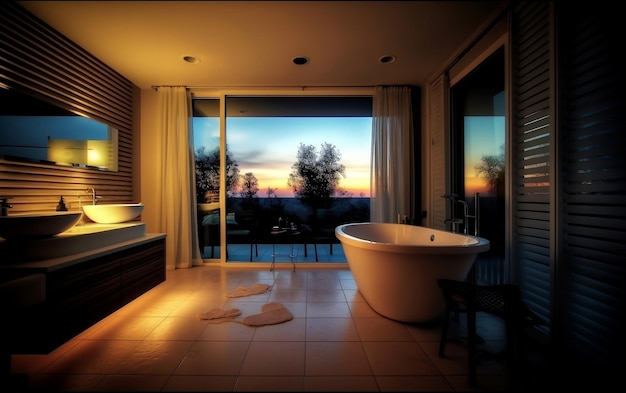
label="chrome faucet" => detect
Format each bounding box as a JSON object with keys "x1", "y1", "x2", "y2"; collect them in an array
[
  {"x1": 451, "y1": 193, "x2": 481, "y2": 236},
  {"x1": 85, "y1": 188, "x2": 98, "y2": 205},
  {"x1": 464, "y1": 193, "x2": 480, "y2": 236},
  {"x1": 457, "y1": 200, "x2": 469, "y2": 234},
  {"x1": 442, "y1": 194, "x2": 463, "y2": 233}
]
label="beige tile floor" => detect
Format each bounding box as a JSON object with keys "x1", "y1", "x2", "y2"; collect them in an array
[{"x1": 11, "y1": 264, "x2": 522, "y2": 392}]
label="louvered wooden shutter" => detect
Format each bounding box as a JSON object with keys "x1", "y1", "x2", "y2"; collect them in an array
[
  {"x1": 510, "y1": 1, "x2": 553, "y2": 329},
  {"x1": 512, "y1": 1, "x2": 626, "y2": 380},
  {"x1": 556, "y1": 3, "x2": 626, "y2": 376}
]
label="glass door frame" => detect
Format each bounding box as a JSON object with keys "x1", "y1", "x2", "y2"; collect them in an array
[{"x1": 449, "y1": 45, "x2": 508, "y2": 285}]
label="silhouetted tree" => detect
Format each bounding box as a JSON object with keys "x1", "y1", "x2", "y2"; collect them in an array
[
  {"x1": 239, "y1": 172, "x2": 259, "y2": 210},
  {"x1": 239, "y1": 172, "x2": 259, "y2": 199},
  {"x1": 288, "y1": 142, "x2": 346, "y2": 211},
  {"x1": 195, "y1": 145, "x2": 240, "y2": 202},
  {"x1": 474, "y1": 145, "x2": 504, "y2": 194},
  {"x1": 265, "y1": 187, "x2": 278, "y2": 198}
]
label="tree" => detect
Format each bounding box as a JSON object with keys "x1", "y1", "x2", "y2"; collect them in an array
[
  {"x1": 474, "y1": 145, "x2": 504, "y2": 193},
  {"x1": 195, "y1": 145, "x2": 240, "y2": 202},
  {"x1": 265, "y1": 187, "x2": 278, "y2": 198},
  {"x1": 239, "y1": 172, "x2": 259, "y2": 199},
  {"x1": 239, "y1": 172, "x2": 259, "y2": 210},
  {"x1": 287, "y1": 142, "x2": 346, "y2": 210}
]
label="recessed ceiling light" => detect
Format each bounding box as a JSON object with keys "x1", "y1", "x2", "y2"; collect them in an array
[
  {"x1": 292, "y1": 56, "x2": 309, "y2": 65},
  {"x1": 379, "y1": 55, "x2": 396, "y2": 64},
  {"x1": 183, "y1": 56, "x2": 200, "y2": 64}
]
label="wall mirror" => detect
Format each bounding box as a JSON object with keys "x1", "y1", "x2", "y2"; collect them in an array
[{"x1": 0, "y1": 87, "x2": 118, "y2": 171}]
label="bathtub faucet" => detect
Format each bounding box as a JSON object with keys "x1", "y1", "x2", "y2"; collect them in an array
[
  {"x1": 464, "y1": 193, "x2": 480, "y2": 236},
  {"x1": 442, "y1": 194, "x2": 462, "y2": 233},
  {"x1": 450, "y1": 194, "x2": 481, "y2": 236},
  {"x1": 457, "y1": 200, "x2": 469, "y2": 235}
]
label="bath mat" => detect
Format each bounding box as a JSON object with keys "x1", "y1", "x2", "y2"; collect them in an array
[
  {"x1": 225, "y1": 283, "x2": 271, "y2": 298},
  {"x1": 196, "y1": 307, "x2": 242, "y2": 321},
  {"x1": 197, "y1": 302, "x2": 293, "y2": 326},
  {"x1": 241, "y1": 302, "x2": 293, "y2": 326}
]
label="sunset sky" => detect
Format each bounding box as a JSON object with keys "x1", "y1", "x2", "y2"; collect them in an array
[
  {"x1": 464, "y1": 116, "x2": 505, "y2": 196},
  {"x1": 193, "y1": 116, "x2": 372, "y2": 198},
  {"x1": 193, "y1": 114, "x2": 504, "y2": 199}
]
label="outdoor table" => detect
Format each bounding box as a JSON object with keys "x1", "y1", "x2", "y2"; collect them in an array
[{"x1": 269, "y1": 225, "x2": 300, "y2": 271}]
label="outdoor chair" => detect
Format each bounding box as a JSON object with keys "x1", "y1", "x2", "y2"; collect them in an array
[
  {"x1": 310, "y1": 208, "x2": 341, "y2": 261},
  {"x1": 202, "y1": 210, "x2": 258, "y2": 261},
  {"x1": 225, "y1": 210, "x2": 258, "y2": 261}
]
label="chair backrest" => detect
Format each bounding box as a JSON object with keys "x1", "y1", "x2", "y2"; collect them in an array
[
  {"x1": 234, "y1": 210, "x2": 258, "y2": 231},
  {"x1": 437, "y1": 279, "x2": 543, "y2": 325},
  {"x1": 313, "y1": 208, "x2": 341, "y2": 234}
]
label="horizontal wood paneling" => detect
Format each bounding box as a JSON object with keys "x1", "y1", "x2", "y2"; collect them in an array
[{"x1": 0, "y1": 1, "x2": 136, "y2": 214}]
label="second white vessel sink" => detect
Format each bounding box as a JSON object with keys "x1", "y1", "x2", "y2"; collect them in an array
[{"x1": 83, "y1": 203, "x2": 144, "y2": 224}]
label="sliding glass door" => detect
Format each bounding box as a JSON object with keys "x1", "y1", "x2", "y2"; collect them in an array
[
  {"x1": 192, "y1": 98, "x2": 222, "y2": 258},
  {"x1": 450, "y1": 47, "x2": 506, "y2": 284},
  {"x1": 193, "y1": 95, "x2": 372, "y2": 263}
]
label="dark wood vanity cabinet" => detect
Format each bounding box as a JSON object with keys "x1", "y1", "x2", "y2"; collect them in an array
[
  {"x1": 5, "y1": 236, "x2": 166, "y2": 354},
  {"x1": 120, "y1": 240, "x2": 166, "y2": 304}
]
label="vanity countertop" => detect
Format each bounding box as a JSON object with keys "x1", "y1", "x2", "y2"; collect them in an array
[{"x1": 0, "y1": 232, "x2": 166, "y2": 272}]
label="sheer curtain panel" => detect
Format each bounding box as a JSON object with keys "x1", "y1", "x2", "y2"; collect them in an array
[
  {"x1": 156, "y1": 86, "x2": 203, "y2": 269},
  {"x1": 370, "y1": 85, "x2": 414, "y2": 223}
]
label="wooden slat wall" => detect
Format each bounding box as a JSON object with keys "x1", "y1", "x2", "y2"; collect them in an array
[{"x1": 0, "y1": 1, "x2": 135, "y2": 214}]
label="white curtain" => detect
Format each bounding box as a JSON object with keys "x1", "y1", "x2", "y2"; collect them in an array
[
  {"x1": 155, "y1": 86, "x2": 203, "y2": 269},
  {"x1": 370, "y1": 85, "x2": 414, "y2": 223}
]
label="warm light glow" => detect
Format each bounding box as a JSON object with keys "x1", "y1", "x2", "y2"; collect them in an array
[
  {"x1": 48, "y1": 139, "x2": 110, "y2": 168},
  {"x1": 87, "y1": 140, "x2": 109, "y2": 167}
]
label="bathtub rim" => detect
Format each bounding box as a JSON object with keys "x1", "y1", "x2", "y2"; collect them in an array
[{"x1": 335, "y1": 222, "x2": 490, "y2": 255}]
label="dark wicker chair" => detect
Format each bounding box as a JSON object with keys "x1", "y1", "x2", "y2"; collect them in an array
[
  {"x1": 437, "y1": 278, "x2": 544, "y2": 387},
  {"x1": 225, "y1": 210, "x2": 258, "y2": 261},
  {"x1": 309, "y1": 208, "x2": 341, "y2": 261},
  {"x1": 201, "y1": 209, "x2": 258, "y2": 261}
]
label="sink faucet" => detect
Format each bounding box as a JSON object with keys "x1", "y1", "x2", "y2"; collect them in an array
[
  {"x1": 85, "y1": 188, "x2": 99, "y2": 205},
  {"x1": 0, "y1": 197, "x2": 12, "y2": 217}
]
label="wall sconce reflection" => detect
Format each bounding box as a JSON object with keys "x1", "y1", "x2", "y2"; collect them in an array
[{"x1": 48, "y1": 139, "x2": 111, "y2": 168}]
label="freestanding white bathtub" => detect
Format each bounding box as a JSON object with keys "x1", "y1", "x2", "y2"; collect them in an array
[{"x1": 335, "y1": 222, "x2": 490, "y2": 323}]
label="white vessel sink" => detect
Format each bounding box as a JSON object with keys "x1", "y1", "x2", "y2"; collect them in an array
[
  {"x1": 83, "y1": 203, "x2": 144, "y2": 224},
  {"x1": 0, "y1": 211, "x2": 82, "y2": 240}
]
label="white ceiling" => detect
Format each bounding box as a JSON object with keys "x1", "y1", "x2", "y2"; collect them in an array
[{"x1": 18, "y1": 1, "x2": 506, "y2": 90}]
